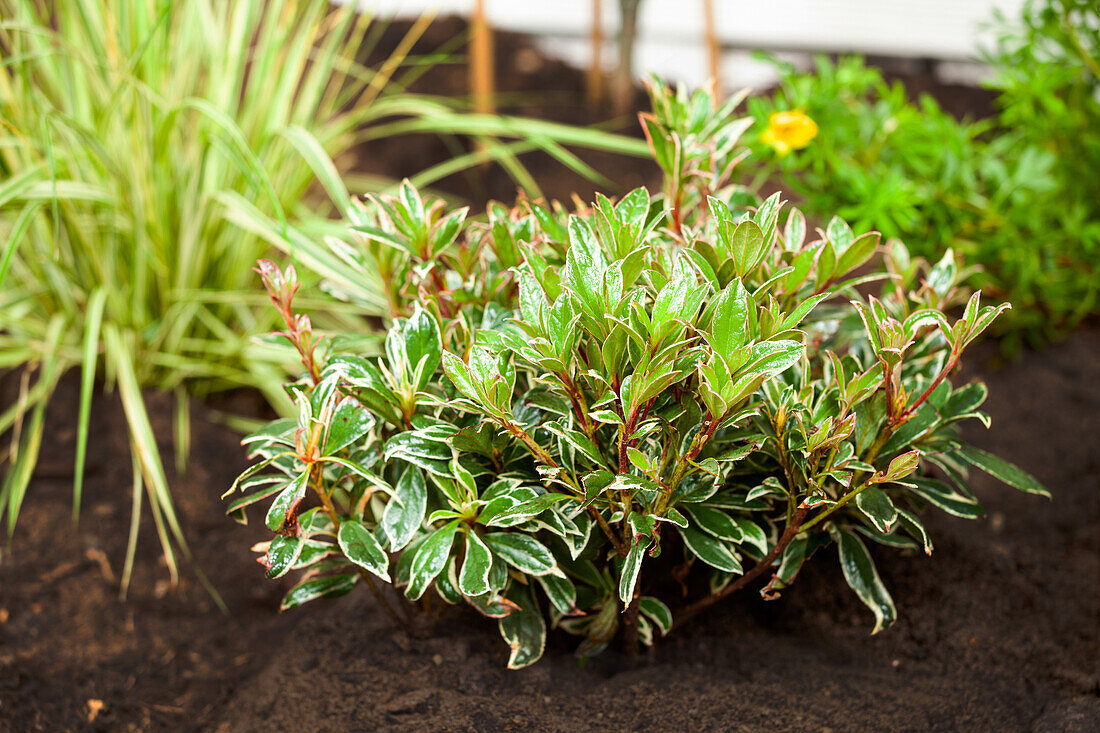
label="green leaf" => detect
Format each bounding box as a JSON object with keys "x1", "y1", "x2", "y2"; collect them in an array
[
  {"x1": 483, "y1": 532, "x2": 557, "y2": 576},
  {"x1": 281, "y1": 573, "x2": 358, "y2": 611},
  {"x1": 450, "y1": 457, "x2": 478, "y2": 502},
  {"x1": 481, "y1": 492, "x2": 571, "y2": 527},
  {"x1": 616, "y1": 187, "x2": 650, "y2": 230},
  {"x1": 589, "y1": 409, "x2": 624, "y2": 425},
  {"x1": 641, "y1": 115, "x2": 674, "y2": 174},
  {"x1": 825, "y1": 216, "x2": 854, "y2": 253},
  {"x1": 466, "y1": 590, "x2": 520, "y2": 619},
  {"x1": 956, "y1": 445, "x2": 1050, "y2": 497},
  {"x1": 685, "y1": 505, "x2": 743, "y2": 541},
  {"x1": 712, "y1": 442, "x2": 759, "y2": 463},
  {"x1": 873, "y1": 449, "x2": 921, "y2": 484},
  {"x1": 241, "y1": 418, "x2": 297, "y2": 449},
  {"x1": 773, "y1": 535, "x2": 808, "y2": 588},
  {"x1": 388, "y1": 307, "x2": 443, "y2": 390},
  {"x1": 926, "y1": 250, "x2": 956, "y2": 298},
  {"x1": 834, "y1": 231, "x2": 880, "y2": 276},
  {"x1": 747, "y1": 340, "x2": 804, "y2": 377},
  {"x1": 323, "y1": 398, "x2": 374, "y2": 456},
  {"x1": 658, "y1": 506, "x2": 689, "y2": 528},
  {"x1": 225, "y1": 480, "x2": 285, "y2": 518},
  {"x1": 406, "y1": 520, "x2": 460, "y2": 600},
  {"x1": 895, "y1": 507, "x2": 933, "y2": 555},
  {"x1": 783, "y1": 208, "x2": 806, "y2": 250},
  {"x1": 399, "y1": 179, "x2": 426, "y2": 232},
  {"x1": 381, "y1": 465, "x2": 428, "y2": 550},
  {"x1": 729, "y1": 220, "x2": 766, "y2": 275},
  {"x1": 432, "y1": 208, "x2": 467, "y2": 256},
  {"x1": 384, "y1": 430, "x2": 453, "y2": 475},
  {"x1": 338, "y1": 520, "x2": 390, "y2": 582},
  {"x1": 103, "y1": 325, "x2": 195, "y2": 595},
  {"x1": 835, "y1": 528, "x2": 896, "y2": 634},
  {"x1": 298, "y1": 508, "x2": 335, "y2": 536},
  {"x1": 651, "y1": 274, "x2": 692, "y2": 334},
  {"x1": 72, "y1": 287, "x2": 107, "y2": 520},
  {"x1": 499, "y1": 585, "x2": 546, "y2": 669},
  {"x1": 264, "y1": 536, "x2": 304, "y2": 579},
  {"x1": 731, "y1": 517, "x2": 769, "y2": 556},
  {"x1": 908, "y1": 477, "x2": 984, "y2": 518},
  {"x1": 564, "y1": 218, "x2": 607, "y2": 320},
  {"x1": 545, "y1": 424, "x2": 606, "y2": 467},
  {"x1": 854, "y1": 487, "x2": 898, "y2": 533},
  {"x1": 459, "y1": 531, "x2": 493, "y2": 597},
  {"x1": 536, "y1": 572, "x2": 577, "y2": 615},
  {"x1": 582, "y1": 470, "x2": 615, "y2": 506},
  {"x1": 517, "y1": 267, "x2": 550, "y2": 330},
  {"x1": 327, "y1": 357, "x2": 404, "y2": 427},
  {"x1": 435, "y1": 557, "x2": 463, "y2": 604},
  {"x1": 265, "y1": 473, "x2": 309, "y2": 532},
  {"x1": 442, "y1": 351, "x2": 480, "y2": 403},
  {"x1": 880, "y1": 404, "x2": 938, "y2": 455},
  {"x1": 776, "y1": 292, "x2": 830, "y2": 333},
  {"x1": 679, "y1": 526, "x2": 742, "y2": 573},
  {"x1": 638, "y1": 596, "x2": 672, "y2": 634},
  {"x1": 618, "y1": 540, "x2": 646, "y2": 603},
  {"x1": 939, "y1": 383, "x2": 988, "y2": 421},
  {"x1": 627, "y1": 512, "x2": 656, "y2": 540},
  {"x1": 708, "y1": 279, "x2": 750, "y2": 355},
  {"x1": 546, "y1": 296, "x2": 578, "y2": 355},
  {"x1": 293, "y1": 540, "x2": 338, "y2": 569}
]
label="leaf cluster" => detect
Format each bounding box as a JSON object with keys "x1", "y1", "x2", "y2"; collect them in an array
[{"x1": 229, "y1": 82, "x2": 1048, "y2": 667}]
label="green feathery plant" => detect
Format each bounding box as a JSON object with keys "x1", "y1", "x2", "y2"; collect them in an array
[
  {"x1": 985, "y1": 0, "x2": 1100, "y2": 208},
  {"x1": 743, "y1": 42, "x2": 1098, "y2": 350},
  {"x1": 0, "y1": 0, "x2": 648, "y2": 596},
  {"x1": 228, "y1": 79, "x2": 1047, "y2": 666}
]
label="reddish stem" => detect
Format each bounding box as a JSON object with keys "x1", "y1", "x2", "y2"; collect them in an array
[
  {"x1": 672, "y1": 505, "x2": 809, "y2": 629},
  {"x1": 890, "y1": 351, "x2": 959, "y2": 428}
]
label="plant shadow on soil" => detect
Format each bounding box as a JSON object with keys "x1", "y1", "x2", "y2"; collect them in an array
[{"x1": 2, "y1": 18, "x2": 1098, "y2": 733}]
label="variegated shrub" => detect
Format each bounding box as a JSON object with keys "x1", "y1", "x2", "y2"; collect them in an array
[{"x1": 225, "y1": 80, "x2": 1048, "y2": 668}]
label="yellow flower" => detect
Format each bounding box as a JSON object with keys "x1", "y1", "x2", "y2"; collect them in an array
[{"x1": 760, "y1": 110, "x2": 818, "y2": 156}]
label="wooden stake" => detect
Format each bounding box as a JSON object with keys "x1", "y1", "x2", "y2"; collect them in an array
[
  {"x1": 470, "y1": 0, "x2": 495, "y2": 115},
  {"x1": 612, "y1": 0, "x2": 641, "y2": 116},
  {"x1": 702, "y1": 0, "x2": 721, "y2": 98},
  {"x1": 586, "y1": 0, "x2": 605, "y2": 108}
]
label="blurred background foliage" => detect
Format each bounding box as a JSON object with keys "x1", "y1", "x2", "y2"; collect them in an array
[{"x1": 743, "y1": 0, "x2": 1098, "y2": 350}]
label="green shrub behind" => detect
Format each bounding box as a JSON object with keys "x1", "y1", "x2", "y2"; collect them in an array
[{"x1": 745, "y1": 38, "x2": 1099, "y2": 350}]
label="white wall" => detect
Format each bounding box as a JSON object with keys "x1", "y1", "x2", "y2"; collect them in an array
[{"x1": 352, "y1": 0, "x2": 1026, "y2": 87}]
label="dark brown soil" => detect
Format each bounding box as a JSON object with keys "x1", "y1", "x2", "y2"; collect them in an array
[
  {"x1": 0, "y1": 381, "x2": 291, "y2": 732},
  {"x1": 2, "y1": 19, "x2": 1097, "y2": 733},
  {"x1": 2, "y1": 328, "x2": 1097, "y2": 732}
]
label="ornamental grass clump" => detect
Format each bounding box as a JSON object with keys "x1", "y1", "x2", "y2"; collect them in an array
[
  {"x1": 0, "y1": 0, "x2": 647, "y2": 593},
  {"x1": 227, "y1": 80, "x2": 1048, "y2": 668}
]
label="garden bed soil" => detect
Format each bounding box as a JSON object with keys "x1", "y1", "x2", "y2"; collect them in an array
[
  {"x1": 1, "y1": 329, "x2": 1097, "y2": 732},
  {"x1": 2, "y1": 19, "x2": 1095, "y2": 733}
]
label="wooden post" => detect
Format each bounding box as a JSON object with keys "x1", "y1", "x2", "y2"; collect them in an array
[
  {"x1": 586, "y1": 0, "x2": 605, "y2": 108},
  {"x1": 470, "y1": 0, "x2": 495, "y2": 116},
  {"x1": 702, "y1": 0, "x2": 721, "y2": 98},
  {"x1": 612, "y1": 0, "x2": 641, "y2": 116}
]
